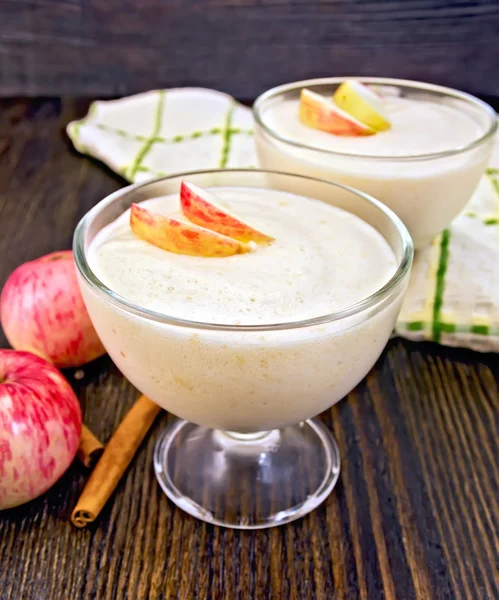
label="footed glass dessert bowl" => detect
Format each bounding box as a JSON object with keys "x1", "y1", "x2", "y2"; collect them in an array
[
  {"x1": 254, "y1": 77, "x2": 497, "y2": 249},
  {"x1": 74, "y1": 169, "x2": 413, "y2": 528}
]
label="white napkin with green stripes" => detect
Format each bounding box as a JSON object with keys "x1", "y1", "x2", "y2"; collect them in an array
[{"x1": 67, "y1": 88, "x2": 499, "y2": 353}]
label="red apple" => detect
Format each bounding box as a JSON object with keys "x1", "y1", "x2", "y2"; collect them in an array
[
  {"x1": 0, "y1": 251, "x2": 105, "y2": 368},
  {"x1": 0, "y1": 350, "x2": 82, "y2": 509}
]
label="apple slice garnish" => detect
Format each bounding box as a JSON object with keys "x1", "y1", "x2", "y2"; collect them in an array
[
  {"x1": 333, "y1": 80, "x2": 391, "y2": 132},
  {"x1": 299, "y1": 89, "x2": 375, "y2": 136},
  {"x1": 180, "y1": 181, "x2": 274, "y2": 244},
  {"x1": 130, "y1": 203, "x2": 250, "y2": 257}
]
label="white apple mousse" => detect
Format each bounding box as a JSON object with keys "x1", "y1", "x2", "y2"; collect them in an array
[
  {"x1": 255, "y1": 79, "x2": 494, "y2": 249},
  {"x1": 88, "y1": 186, "x2": 396, "y2": 325},
  {"x1": 273, "y1": 93, "x2": 480, "y2": 156},
  {"x1": 82, "y1": 183, "x2": 406, "y2": 432}
]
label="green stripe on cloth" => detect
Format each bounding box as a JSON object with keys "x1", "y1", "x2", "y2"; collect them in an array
[
  {"x1": 93, "y1": 122, "x2": 254, "y2": 145},
  {"x1": 486, "y1": 168, "x2": 499, "y2": 196},
  {"x1": 68, "y1": 120, "x2": 89, "y2": 153},
  {"x1": 432, "y1": 229, "x2": 451, "y2": 343},
  {"x1": 440, "y1": 322, "x2": 457, "y2": 334},
  {"x1": 471, "y1": 324, "x2": 490, "y2": 335},
  {"x1": 398, "y1": 320, "x2": 495, "y2": 337},
  {"x1": 127, "y1": 90, "x2": 165, "y2": 180},
  {"x1": 219, "y1": 103, "x2": 235, "y2": 168}
]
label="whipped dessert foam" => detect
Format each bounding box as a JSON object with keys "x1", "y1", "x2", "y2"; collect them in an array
[
  {"x1": 88, "y1": 187, "x2": 396, "y2": 325},
  {"x1": 255, "y1": 84, "x2": 494, "y2": 249},
  {"x1": 82, "y1": 185, "x2": 408, "y2": 432}
]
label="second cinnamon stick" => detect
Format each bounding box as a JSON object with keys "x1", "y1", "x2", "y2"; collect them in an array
[
  {"x1": 77, "y1": 424, "x2": 105, "y2": 468},
  {"x1": 71, "y1": 395, "x2": 161, "y2": 527}
]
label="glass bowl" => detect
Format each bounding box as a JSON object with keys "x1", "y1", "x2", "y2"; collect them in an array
[
  {"x1": 74, "y1": 169, "x2": 413, "y2": 528},
  {"x1": 254, "y1": 77, "x2": 497, "y2": 249}
]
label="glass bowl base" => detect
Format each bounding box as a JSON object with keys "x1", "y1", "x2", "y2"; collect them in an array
[{"x1": 153, "y1": 417, "x2": 341, "y2": 529}]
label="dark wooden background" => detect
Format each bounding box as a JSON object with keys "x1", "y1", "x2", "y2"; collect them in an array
[
  {"x1": 0, "y1": 96, "x2": 498, "y2": 600},
  {"x1": 1, "y1": 0, "x2": 499, "y2": 99},
  {"x1": 0, "y1": 2, "x2": 499, "y2": 597}
]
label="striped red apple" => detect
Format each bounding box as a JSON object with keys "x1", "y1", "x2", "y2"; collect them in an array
[
  {"x1": 0, "y1": 350, "x2": 82, "y2": 509},
  {"x1": 0, "y1": 250, "x2": 105, "y2": 368}
]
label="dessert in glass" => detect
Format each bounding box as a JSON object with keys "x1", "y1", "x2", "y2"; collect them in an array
[
  {"x1": 253, "y1": 77, "x2": 497, "y2": 249},
  {"x1": 73, "y1": 169, "x2": 413, "y2": 529}
]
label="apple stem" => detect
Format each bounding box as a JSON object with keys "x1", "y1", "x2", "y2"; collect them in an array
[{"x1": 46, "y1": 254, "x2": 66, "y2": 262}]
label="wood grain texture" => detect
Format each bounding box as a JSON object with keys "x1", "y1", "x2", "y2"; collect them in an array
[
  {"x1": 1, "y1": 1, "x2": 499, "y2": 98},
  {"x1": 0, "y1": 97, "x2": 498, "y2": 599}
]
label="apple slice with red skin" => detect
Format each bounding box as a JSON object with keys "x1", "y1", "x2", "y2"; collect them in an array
[
  {"x1": 180, "y1": 181, "x2": 274, "y2": 244},
  {"x1": 333, "y1": 80, "x2": 391, "y2": 132},
  {"x1": 130, "y1": 203, "x2": 250, "y2": 257},
  {"x1": 299, "y1": 89, "x2": 375, "y2": 136}
]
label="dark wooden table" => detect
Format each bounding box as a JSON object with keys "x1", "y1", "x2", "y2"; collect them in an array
[{"x1": 0, "y1": 98, "x2": 498, "y2": 600}]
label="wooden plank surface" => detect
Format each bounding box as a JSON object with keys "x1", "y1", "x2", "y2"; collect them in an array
[
  {"x1": 1, "y1": 1, "x2": 499, "y2": 98},
  {"x1": 0, "y1": 97, "x2": 498, "y2": 599}
]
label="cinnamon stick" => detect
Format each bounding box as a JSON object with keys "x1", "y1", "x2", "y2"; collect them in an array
[
  {"x1": 77, "y1": 424, "x2": 105, "y2": 468},
  {"x1": 71, "y1": 395, "x2": 161, "y2": 527}
]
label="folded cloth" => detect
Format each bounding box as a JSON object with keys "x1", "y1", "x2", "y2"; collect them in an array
[{"x1": 67, "y1": 88, "x2": 499, "y2": 352}]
